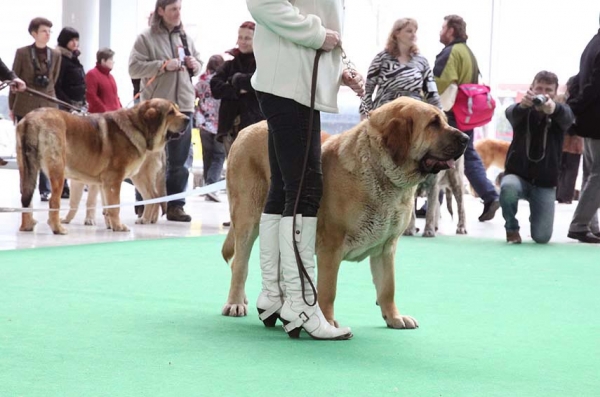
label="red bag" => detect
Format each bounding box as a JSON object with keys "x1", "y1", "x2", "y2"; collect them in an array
[{"x1": 452, "y1": 84, "x2": 496, "y2": 131}]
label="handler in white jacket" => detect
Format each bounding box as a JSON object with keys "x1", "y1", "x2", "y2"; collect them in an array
[{"x1": 246, "y1": 0, "x2": 364, "y2": 340}]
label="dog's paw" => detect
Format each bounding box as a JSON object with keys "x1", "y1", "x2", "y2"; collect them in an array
[
  {"x1": 111, "y1": 223, "x2": 130, "y2": 232},
  {"x1": 135, "y1": 218, "x2": 151, "y2": 225},
  {"x1": 222, "y1": 303, "x2": 248, "y2": 317},
  {"x1": 403, "y1": 228, "x2": 416, "y2": 236},
  {"x1": 84, "y1": 218, "x2": 96, "y2": 226},
  {"x1": 49, "y1": 223, "x2": 68, "y2": 235},
  {"x1": 385, "y1": 315, "x2": 419, "y2": 329},
  {"x1": 456, "y1": 226, "x2": 467, "y2": 235},
  {"x1": 422, "y1": 229, "x2": 436, "y2": 238}
]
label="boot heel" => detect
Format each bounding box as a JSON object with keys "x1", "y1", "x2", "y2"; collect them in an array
[
  {"x1": 257, "y1": 309, "x2": 279, "y2": 327},
  {"x1": 286, "y1": 327, "x2": 301, "y2": 339}
]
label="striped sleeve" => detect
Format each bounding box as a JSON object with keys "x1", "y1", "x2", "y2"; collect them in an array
[
  {"x1": 360, "y1": 51, "x2": 384, "y2": 115},
  {"x1": 420, "y1": 57, "x2": 442, "y2": 109}
]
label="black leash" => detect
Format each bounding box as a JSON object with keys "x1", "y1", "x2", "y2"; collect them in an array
[{"x1": 292, "y1": 49, "x2": 323, "y2": 307}]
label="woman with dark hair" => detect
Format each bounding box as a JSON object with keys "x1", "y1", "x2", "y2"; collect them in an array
[
  {"x1": 210, "y1": 21, "x2": 264, "y2": 155},
  {"x1": 195, "y1": 54, "x2": 225, "y2": 202},
  {"x1": 55, "y1": 26, "x2": 86, "y2": 198}
]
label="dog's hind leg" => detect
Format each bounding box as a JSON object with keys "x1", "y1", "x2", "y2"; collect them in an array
[
  {"x1": 17, "y1": 120, "x2": 39, "y2": 232},
  {"x1": 46, "y1": 163, "x2": 67, "y2": 235},
  {"x1": 222, "y1": 221, "x2": 258, "y2": 317},
  {"x1": 101, "y1": 179, "x2": 129, "y2": 232}
]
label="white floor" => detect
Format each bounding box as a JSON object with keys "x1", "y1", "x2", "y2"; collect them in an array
[{"x1": 0, "y1": 167, "x2": 589, "y2": 251}]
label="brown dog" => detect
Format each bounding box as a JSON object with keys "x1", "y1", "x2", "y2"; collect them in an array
[
  {"x1": 474, "y1": 138, "x2": 510, "y2": 171},
  {"x1": 61, "y1": 151, "x2": 167, "y2": 227},
  {"x1": 16, "y1": 99, "x2": 188, "y2": 234},
  {"x1": 221, "y1": 97, "x2": 469, "y2": 329}
]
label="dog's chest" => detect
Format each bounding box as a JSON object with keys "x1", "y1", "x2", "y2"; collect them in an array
[{"x1": 343, "y1": 195, "x2": 411, "y2": 261}]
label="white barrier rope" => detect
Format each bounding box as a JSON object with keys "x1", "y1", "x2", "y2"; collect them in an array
[{"x1": 0, "y1": 180, "x2": 226, "y2": 214}]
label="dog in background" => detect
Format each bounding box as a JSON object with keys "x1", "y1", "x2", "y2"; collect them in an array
[
  {"x1": 17, "y1": 98, "x2": 188, "y2": 234},
  {"x1": 404, "y1": 156, "x2": 467, "y2": 237}
]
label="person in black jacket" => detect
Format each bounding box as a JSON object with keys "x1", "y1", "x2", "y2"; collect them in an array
[
  {"x1": 566, "y1": 18, "x2": 600, "y2": 244},
  {"x1": 500, "y1": 71, "x2": 574, "y2": 244},
  {"x1": 55, "y1": 27, "x2": 86, "y2": 199},
  {"x1": 210, "y1": 21, "x2": 264, "y2": 155},
  {"x1": 0, "y1": 58, "x2": 26, "y2": 166}
]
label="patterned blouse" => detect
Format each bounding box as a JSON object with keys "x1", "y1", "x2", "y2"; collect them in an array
[
  {"x1": 194, "y1": 72, "x2": 220, "y2": 134},
  {"x1": 360, "y1": 50, "x2": 441, "y2": 115}
]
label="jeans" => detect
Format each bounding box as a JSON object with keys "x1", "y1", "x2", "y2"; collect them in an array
[
  {"x1": 256, "y1": 92, "x2": 322, "y2": 217},
  {"x1": 500, "y1": 174, "x2": 556, "y2": 244},
  {"x1": 165, "y1": 111, "x2": 193, "y2": 208},
  {"x1": 569, "y1": 138, "x2": 600, "y2": 233},
  {"x1": 446, "y1": 112, "x2": 498, "y2": 204},
  {"x1": 200, "y1": 128, "x2": 225, "y2": 185}
]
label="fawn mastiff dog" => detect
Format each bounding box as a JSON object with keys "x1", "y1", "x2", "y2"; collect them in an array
[
  {"x1": 17, "y1": 98, "x2": 189, "y2": 234},
  {"x1": 221, "y1": 97, "x2": 469, "y2": 329}
]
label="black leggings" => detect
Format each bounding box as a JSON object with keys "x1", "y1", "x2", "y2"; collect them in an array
[{"x1": 256, "y1": 91, "x2": 322, "y2": 217}]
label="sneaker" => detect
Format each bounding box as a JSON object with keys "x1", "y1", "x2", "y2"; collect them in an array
[
  {"x1": 506, "y1": 230, "x2": 522, "y2": 244},
  {"x1": 134, "y1": 205, "x2": 144, "y2": 218},
  {"x1": 205, "y1": 192, "x2": 221, "y2": 202},
  {"x1": 222, "y1": 221, "x2": 231, "y2": 227},
  {"x1": 166, "y1": 206, "x2": 192, "y2": 222},
  {"x1": 479, "y1": 199, "x2": 499, "y2": 222},
  {"x1": 567, "y1": 231, "x2": 600, "y2": 244},
  {"x1": 40, "y1": 192, "x2": 50, "y2": 202}
]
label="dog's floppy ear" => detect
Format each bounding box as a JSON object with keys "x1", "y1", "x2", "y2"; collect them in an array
[{"x1": 370, "y1": 103, "x2": 413, "y2": 164}]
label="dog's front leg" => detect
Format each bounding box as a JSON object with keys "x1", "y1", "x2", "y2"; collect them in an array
[
  {"x1": 47, "y1": 167, "x2": 67, "y2": 235},
  {"x1": 370, "y1": 241, "x2": 418, "y2": 329},
  {"x1": 101, "y1": 181, "x2": 129, "y2": 232},
  {"x1": 402, "y1": 198, "x2": 418, "y2": 236},
  {"x1": 62, "y1": 180, "x2": 84, "y2": 225}
]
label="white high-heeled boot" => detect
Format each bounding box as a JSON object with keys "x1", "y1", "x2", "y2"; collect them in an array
[
  {"x1": 279, "y1": 215, "x2": 352, "y2": 340},
  {"x1": 256, "y1": 213, "x2": 284, "y2": 327}
]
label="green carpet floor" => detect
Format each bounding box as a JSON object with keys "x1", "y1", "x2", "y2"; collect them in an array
[{"x1": 1, "y1": 235, "x2": 599, "y2": 397}]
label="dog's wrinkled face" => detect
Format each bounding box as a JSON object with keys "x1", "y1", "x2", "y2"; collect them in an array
[
  {"x1": 369, "y1": 97, "x2": 469, "y2": 175},
  {"x1": 136, "y1": 99, "x2": 190, "y2": 151}
]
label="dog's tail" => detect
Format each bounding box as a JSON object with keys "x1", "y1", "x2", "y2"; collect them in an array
[
  {"x1": 222, "y1": 224, "x2": 235, "y2": 265},
  {"x1": 16, "y1": 118, "x2": 40, "y2": 208}
]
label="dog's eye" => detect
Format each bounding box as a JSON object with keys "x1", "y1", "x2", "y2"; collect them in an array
[
  {"x1": 429, "y1": 117, "x2": 442, "y2": 129},
  {"x1": 168, "y1": 109, "x2": 176, "y2": 115}
]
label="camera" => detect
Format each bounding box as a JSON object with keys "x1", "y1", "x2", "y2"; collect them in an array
[
  {"x1": 34, "y1": 74, "x2": 50, "y2": 88},
  {"x1": 532, "y1": 94, "x2": 547, "y2": 106}
]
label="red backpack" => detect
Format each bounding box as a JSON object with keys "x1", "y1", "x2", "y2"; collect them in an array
[{"x1": 452, "y1": 83, "x2": 496, "y2": 131}]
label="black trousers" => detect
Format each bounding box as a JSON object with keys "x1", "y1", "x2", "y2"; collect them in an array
[
  {"x1": 556, "y1": 152, "x2": 581, "y2": 203},
  {"x1": 256, "y1": 92, "x2": 322, "y2": 217}
]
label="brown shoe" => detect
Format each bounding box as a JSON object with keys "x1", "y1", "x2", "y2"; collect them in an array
[
  {"x1": 0, "y1": 157, "x2": 7, "y2": 166},
  {"x1": 506, "y1": 230, "x2": 522, "y2": 244},
  {"x1": 166, "y1": 206, "x2": 191, "y2": 222}
]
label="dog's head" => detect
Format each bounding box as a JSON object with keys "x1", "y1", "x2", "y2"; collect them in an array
[
  {"x1": 368, "y1": 97, "x2": 469, "y2": 176},
  {"x1": 135, "y1": 99, "x2": 190, "y2": 152}
]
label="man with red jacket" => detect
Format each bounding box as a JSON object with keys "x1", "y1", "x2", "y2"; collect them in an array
[{"x1": 85, "y1": 48, "x2": 121, "y2": 113}]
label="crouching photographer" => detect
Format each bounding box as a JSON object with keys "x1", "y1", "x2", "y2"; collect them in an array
[{"x1": 500, "y1": 71, "x2": 574, "y2": 244}]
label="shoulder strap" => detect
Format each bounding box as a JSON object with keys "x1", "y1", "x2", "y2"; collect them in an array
[{"x1": 178, "y1": 32, "x2": 193, "y2": 81}]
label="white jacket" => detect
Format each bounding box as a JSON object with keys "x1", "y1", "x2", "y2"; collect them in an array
[{"x1": 246, "y1": 0, "x2": 345, "y2": 113}]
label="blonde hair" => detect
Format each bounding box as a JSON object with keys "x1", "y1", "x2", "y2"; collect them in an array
[{"x1": 385, "y1": 18, "x2": 419, "y2": 58}]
